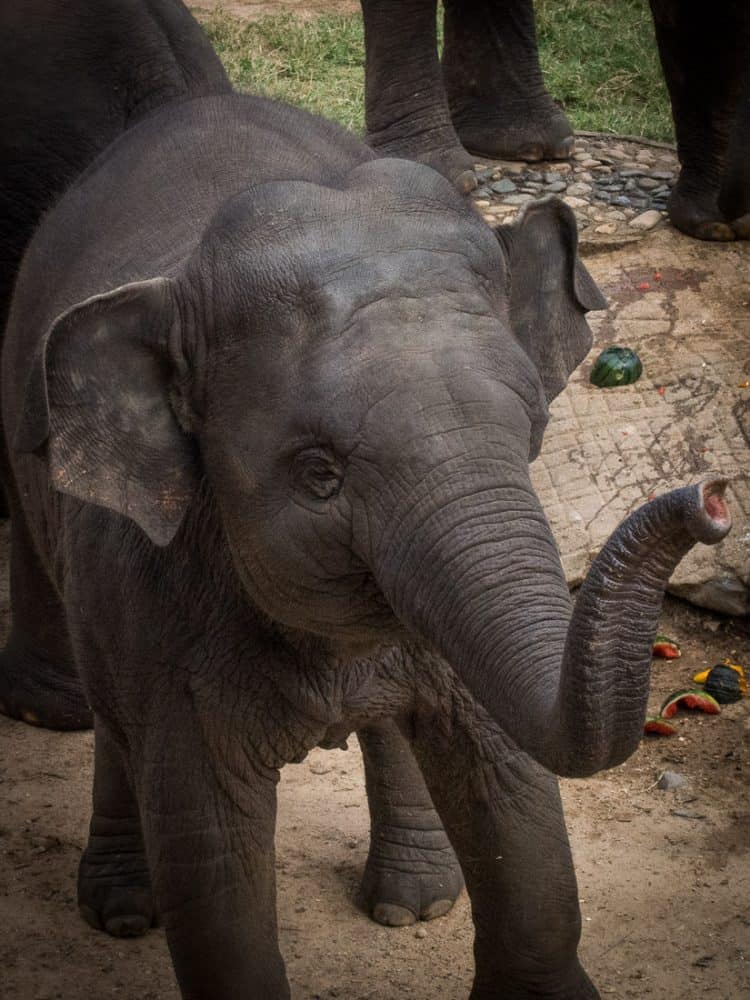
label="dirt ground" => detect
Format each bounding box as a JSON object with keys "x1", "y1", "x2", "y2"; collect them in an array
[{"x1": 1, "y1": 510, "x2": 748, "y2": 1000}]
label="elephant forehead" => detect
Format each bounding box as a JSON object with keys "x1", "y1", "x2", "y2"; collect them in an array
[{"x1": 199, "y1": 181, "x2": 507, "y2": 327}]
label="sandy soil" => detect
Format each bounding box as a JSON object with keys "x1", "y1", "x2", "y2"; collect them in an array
[{"x1": 0, "y1": 505, "x2": 748, "y2": 1000}]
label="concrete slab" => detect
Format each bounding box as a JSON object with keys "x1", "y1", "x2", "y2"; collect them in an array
[{"x1": 530, "y1": 228, "x2": 749, "y2": 614}]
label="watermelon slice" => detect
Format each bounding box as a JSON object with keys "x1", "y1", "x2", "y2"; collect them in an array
[
  {"x1": 652, "y1": 634, "x2": 681, "y2": 659},
  {"x1": 660, "y1": 689, "x2": 721, "y2": 718},
  {"x1": 643, "y1": 717, "x2": 677, "y2": 736}
]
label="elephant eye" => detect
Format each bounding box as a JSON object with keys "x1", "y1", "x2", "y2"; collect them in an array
[{"x1": 290, "y1": 449, "x2": 344, "y2": 501}]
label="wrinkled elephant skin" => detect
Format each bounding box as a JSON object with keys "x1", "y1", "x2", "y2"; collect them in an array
[{"x1": 1, "y1": 87, "x2": 731, "y2": 1000}]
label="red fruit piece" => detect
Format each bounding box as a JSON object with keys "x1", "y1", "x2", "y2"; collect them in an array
[
  {"x1": 644, "y1": 717, "x2": 677, "y2": 736},
  {"x1": 638, "y1": 281, "x2": 650, "y2": 290},
  {"x1": 660, "y1": 689, "x2": 721, "y2": 719},
  {"x1": 653, "y1": 634, "x2": 681, "y2": 659}
]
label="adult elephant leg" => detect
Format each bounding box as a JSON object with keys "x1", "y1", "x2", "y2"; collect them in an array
[
  {"x1": 650, "y1": 0, "x2": 750, "y2": 241},
  {"x1": 360, "y1": 0, "x2": 477, "y2": 191},
  {"x1": 132, "y1": 705, "x2": 289, "y2": 1000},
  {"x1": 0, "y1": 488, "x2": 91, "y2": 729},
  {"x1": 407, "y1": 696, "x2": 598, "y2": 999},
  {"x1": 720, "y1": 73, "x2": 750, "y2": 238},
  {"x1": 78, "y1": 717, "x2": 155, "y2": 937},
  {"x1": 442, "y1": 0, "x2": 573, "y2": 162},
  {"x1": 357, "y1": 718, "x2": 463, "y2": 926}
]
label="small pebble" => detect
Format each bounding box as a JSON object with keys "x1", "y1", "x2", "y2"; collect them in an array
[
  {"x1": 629, "y1": 209, "x2": 663, "y2": 230},
  {"x1": 657, "y1": 771, "x2": 687, "y2": 791},
  {"x1": 491, "y1": 178, "x2": 517, "y2": 194},
  {"x1": 415, "y1": 927, "x2": 428, "y2": 939}
]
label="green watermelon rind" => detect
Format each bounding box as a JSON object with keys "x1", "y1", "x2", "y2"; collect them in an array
[{"x1": 660, "y1": 688, "x2": 721, "y2": 718}]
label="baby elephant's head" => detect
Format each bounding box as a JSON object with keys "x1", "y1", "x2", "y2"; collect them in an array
[{"x1": 16, "y1": 160, "x2": 604, "y2": 651}]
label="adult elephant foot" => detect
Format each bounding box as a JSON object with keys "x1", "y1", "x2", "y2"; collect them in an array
[
  {"x1": 78, "y1": 815, "x2": 155, "y2": 938},
  {"x1": 357, "y1": 720, "x2": 464, "y2": 927},
  {"x1": 441, "y1": 0, "x2": 574, "y2": 162},
  {"x1": 666, "y1": 179, "x2": 736, "y2": 242},
  {"x1": 0, "y1": 645, "x2": 92, "y2": 730},
  {"x1": 366, "y1": 126, "x2": 478, "y2": 194},
  {"x1": 449, "y1": 101, "x2": 574, "y2": 163}
]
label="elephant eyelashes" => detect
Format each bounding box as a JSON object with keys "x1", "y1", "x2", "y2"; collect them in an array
[{"x1": 290, "y1": 449, "x2": 344, "y2": 501}]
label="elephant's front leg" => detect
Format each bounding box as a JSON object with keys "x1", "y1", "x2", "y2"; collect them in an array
[
  {"x1": 408, "y1": 707, "x2": 598, "y2": 999},
  {"x1": 357, "y1": 719, "x2": 464, "y2": 926},
  {"x1": 360, "y1": 0, "x2": 477, "y2": 191},
  {"x1": 130, "y1": 707, "x2": 288, "y2": 1000}
]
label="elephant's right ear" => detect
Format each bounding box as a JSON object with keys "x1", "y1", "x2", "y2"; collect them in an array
[
  {"x1": 495, "y1": 197, "x2": 607, "y2": 405},
  {"x1": 14, "y1": 278, "x2": 199, "y2": 546}
]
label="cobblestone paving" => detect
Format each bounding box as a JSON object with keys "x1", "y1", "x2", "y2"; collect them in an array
[{"x1": 472, "y1": 132, "x2": 678, "y2": 247}]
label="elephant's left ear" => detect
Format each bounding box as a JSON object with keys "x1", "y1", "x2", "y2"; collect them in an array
[
  {"x1": 495, "y1": 197, "x2": 607, "y2": 405},
  {"x1": 14, "y1": 278, "x2": 199, "y2": 546}
]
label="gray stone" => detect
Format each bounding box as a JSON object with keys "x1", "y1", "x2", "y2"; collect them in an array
[
  {"x1": 629, "y1": 209, "x2": 663, "y2": 230},
  {"x1": 491, "y1": 178, "x2": 517, "y2": 194},
  {"x1": 503, "y1": 193, "x2": 534, "y2": 205},
  {"x1": 612, "y1": 195, "x2": 632, "y2": 206},
  {"x1": 620, "y1": 169, "x2": 644, "y2": 178},
  {"x1": 638, "y1": 176, "x2": 661, "y2": 190},
  {"x1": 544, "y1": 171, "x2": 562, "y2": 183},
  {"x1": 562, "y1": 196, "x2": 589, "y2": 209},
  {"x1": 526, "y1": 170, "x2": 543, "y2": 182},
  {"x1": 567, "y1": 182, "x2": 592, "y2": 197},
  {"x1": 651, "y1": 170, "x2": 675, "y2": 180},
  {"x1": 658, "y1": 771, "x2": 687, "y2": 791},
  {"x1": 545, "y1": 180, "x2": 567, "y2": 193},
  {"x1": 593, "y1": 191, "x2": 611, "y2": 203}
]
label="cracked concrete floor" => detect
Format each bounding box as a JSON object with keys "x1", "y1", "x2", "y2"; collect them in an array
[{"x1": 529, "y1": 226, "x2": 750, "y2": 615}]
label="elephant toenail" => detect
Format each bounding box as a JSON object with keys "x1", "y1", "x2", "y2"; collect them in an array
[
  {"x1": 372, "y1": 902, "x2": 417, "y2": 927},
  {"x1": 421, "y1": 898, "x2": 456, "y2": 921},
  {"x1": 105, "y1": 914, "x2": 150, "y2": 938}
]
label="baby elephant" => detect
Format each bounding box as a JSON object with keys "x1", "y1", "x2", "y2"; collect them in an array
[{"x1": 2, "y1": 91, "x2": 730, "y2": 998}]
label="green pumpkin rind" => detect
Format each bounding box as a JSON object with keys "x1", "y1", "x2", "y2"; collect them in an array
[
  {"x1": 703, "y1": 665, "x2": 743, "y2": 705},
  {"x1": 589, "y1": 347, "x2": 643, "y2": 388}
]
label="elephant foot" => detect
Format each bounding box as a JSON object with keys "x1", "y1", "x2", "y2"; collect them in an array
[
  {"x1": 358, "y1": 819, "x2": 464, "y2": 926},
  {"x1": 470, "y1": 961, "x2": 600, "y2": 1000},
  {"x1": 365, "y1": 127, "x2": 478, "y2": 194},
  {"x1": 450, "y1": 100, "x2": 574, "y2": 163},
  {"x1": 78, "y1": 816, "x2": 155, "y2": 938},
  {"x1": 0, "y1": 644, "x2": 92, "y2": 730},
  {"x1": 666, "y1": 179, "x2": 736, "y2": 241}
]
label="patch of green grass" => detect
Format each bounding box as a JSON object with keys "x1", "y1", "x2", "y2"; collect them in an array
[
  {"x1": 197, "y1": 1, "x2": 673, "y2": 143},
  {"x1": 535, "y1": 0, "x2": 673, "y2": 141},
  {"x1": 199, "y1": 12, "x2": 365, "y2": 132}
]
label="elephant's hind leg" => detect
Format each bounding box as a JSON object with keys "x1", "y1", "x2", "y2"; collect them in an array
[
  {"x1": 357, "y1": 718, "x2": 464, "y2": 927},
  {"x1": 78, "y1": 718, "x2": 155, "y2": 937},
  {"x1": 0, "y1": 498, "x2": 91, "y2": 730},
  {"x1": 442, "y1": 0, "x2": 574, "y2": 163}
]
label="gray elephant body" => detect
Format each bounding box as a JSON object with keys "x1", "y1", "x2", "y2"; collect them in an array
[{"x1": 3, "y1": 92, "x2": 729, "y2": 998}]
